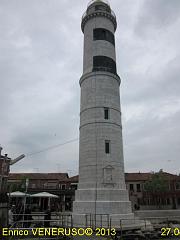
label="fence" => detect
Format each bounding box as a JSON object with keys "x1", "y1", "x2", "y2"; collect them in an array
[{"x1": 6, "y1": 213, "x2": 180, "y2": 240}]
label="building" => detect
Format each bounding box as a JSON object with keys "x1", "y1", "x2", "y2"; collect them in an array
[
  {"x1": 125, "y1": 172, "x2": 180, "y2": 210},
  {"x1": 8, "y1": 171, "x2": 180, "y2": 212},
  {"x1": 0, "y1": 148, "x2": 10, "y2": 194},
  {"x1": 0, "y1": 147, "x2": 25, "y2": 226},
  {"x1": 8, "y1": 173, "x2": 74, "y2": 212},
  {"x1": 0, "y1": 147, "x2": 10, "y2": 227}
]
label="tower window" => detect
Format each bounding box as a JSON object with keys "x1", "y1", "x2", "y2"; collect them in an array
[
  {"x1": 130, "y1": 184, "x2": 134, "y2": 192},
  {"x1": 95, "y1": 5, "x2": 105, "y2": 11},
  {"x1": 94, "y1": 5, "x2": 110, "y2": 13},
  {"x1": 137, "y1": 184, "x2": 141, "y2": 192},
  {"x1": 93, "y1": 56, "x2": 117, "y2": 75},
  {"x1": 93, "y1": 28, "x2": 115, "y2": 46},
  {"x1": 104, "y1": 108, "x2": 109, "y2": 119},
  {"x1": 105, "y1": 140, "x2": 110, "y2": 154}
]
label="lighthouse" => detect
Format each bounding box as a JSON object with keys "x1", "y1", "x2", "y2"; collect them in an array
[{"x1": 73, "y1": 0, "x2": 135, "y2": 227}]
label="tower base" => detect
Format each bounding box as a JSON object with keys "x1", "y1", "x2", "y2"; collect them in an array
[{"x1": 73, "y1": 188, "x2": 147, "y2": 229}]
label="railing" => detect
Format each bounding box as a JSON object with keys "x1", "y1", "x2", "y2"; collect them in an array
[
  {"x1": 10, "y1": 212, "x2": 73, "y2": 228},
  {"x1": 82, "y1": 9, "x2": 116, "y2": 20},
  {"x1": 28, "y1": 188, "x2": 75, "y2": 193},
  {"x1": 7, "y1": 213, "x2": 180, "y2": 240},
  {"x1": 85, "y1": 214, "x2": 110, "y2": 229}
]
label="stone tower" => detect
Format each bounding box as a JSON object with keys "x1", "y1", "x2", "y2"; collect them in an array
[{"x1": 73, "y1": 0, "x2": 134, "y2": 227}]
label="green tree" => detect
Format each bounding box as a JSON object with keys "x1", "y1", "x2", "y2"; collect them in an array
[
  {"x1": 144, "y1": 170, "x2": 169, "y2": 192},
  {"x1": 144, "y1": 170, "x2": 170, "y2": 209}
]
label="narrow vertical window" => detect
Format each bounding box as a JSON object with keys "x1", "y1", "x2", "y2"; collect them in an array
[
  {"x1": 167, "y1": 198, "x2": 170, "y2": 205},
  {"x1": 137, "y1": 184, "x2": 141, "y2": 192},
  {"x1": 105, "y1": 140, "x2": 110, "y2": 154},
  {"x1": 130, "y1": 184, "x2": 134, "y2": 191},
  {"x1": 104, "y1": 107, "x2": 109, "y2": 119}
]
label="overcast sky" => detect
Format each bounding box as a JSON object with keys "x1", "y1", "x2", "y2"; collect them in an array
[{"x1": 0, "y1": 0, "x2": 180, "y2": 176}]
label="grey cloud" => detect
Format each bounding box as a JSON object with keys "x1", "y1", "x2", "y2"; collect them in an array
[
  {"x1": 135, "y1": 0, "x2": 180, "y2": 37},
  {"x1": 123, "y1": 109, "x2": 180, "y2": 173},
  {"x1": 0, "y1": 0, "x2": 179, "y2": 175},
  {"x1": 122, "y1": 54, "x2": 180, "y2": 106}
]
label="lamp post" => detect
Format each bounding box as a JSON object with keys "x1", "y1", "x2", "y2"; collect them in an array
[{"x1": 22, "y1": 178, "x2": 29, "y2": 227}]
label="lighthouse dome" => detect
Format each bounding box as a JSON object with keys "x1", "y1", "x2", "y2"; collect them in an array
[
  {"x1": 87, "y1": 0, "x2": 110, "y2": 7},
  {"x1": 86, "y1": 0, "x2": 112, "y2": 16},
  {"x1": 81, "y1": 0, "x2": 116, "y2": 32}
]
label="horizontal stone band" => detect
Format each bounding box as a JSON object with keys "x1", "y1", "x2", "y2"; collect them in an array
[
  {"x1": 80, "y1": 106, "x2": 121, "y2": 115},
  {"x1": 79, "y1": 71, "x2": 121, "y2": 86},
  {"x1": 80, "y1": 121, "x2": 122, "y2": 129}
]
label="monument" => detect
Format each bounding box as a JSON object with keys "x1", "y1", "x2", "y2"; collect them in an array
[{"x1": 73, "y1": 0, "x2": 137, "y2": 228}]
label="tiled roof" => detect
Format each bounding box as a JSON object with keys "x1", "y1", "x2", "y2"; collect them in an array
[
  {"x1": 9, "y1": 172, "x2": 179, "y2": 182},
  {"x1": 9, "y1": 173, "x2": 69, "y2": 180},
  {"x1": 67, "y1": 172, "x2": 179, "y2": 182},
  {"x1": 68, "y1": 175, "x2": 79, "y2": 182},
  {"x1": 125, "y1": 173, "x2": 152, "y2": 181},
  {"x1": 125, "y1": 172, "x2": 179, "y2": 181}
]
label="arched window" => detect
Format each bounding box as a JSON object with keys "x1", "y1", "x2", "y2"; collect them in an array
[
  {"x1": 93, "y1": 56, "x2": 117, "y2": 74},
  {"x1": 93, "y1": 28, "x2": 115, "y2": 46}
]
